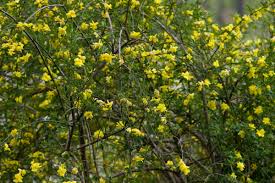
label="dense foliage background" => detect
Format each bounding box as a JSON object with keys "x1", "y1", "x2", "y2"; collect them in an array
[{"x1": 0, "y1": 0, "x2": 274, "y2": 182}]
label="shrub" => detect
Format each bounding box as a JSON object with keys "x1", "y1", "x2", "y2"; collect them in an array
[{"x1": 0, "y1": 0, "x2": 274, "y2": 182}]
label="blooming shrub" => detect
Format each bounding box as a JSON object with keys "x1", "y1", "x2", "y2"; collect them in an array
[{"x1": 0, "y1": 0, "x2": 274, "y2": 182}]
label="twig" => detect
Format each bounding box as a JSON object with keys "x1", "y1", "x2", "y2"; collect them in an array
[{"x1": 25, "y1": 4, "x2": 64, "y2": 23}]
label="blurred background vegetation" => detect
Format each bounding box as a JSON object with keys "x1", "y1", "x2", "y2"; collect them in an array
[{"x1": 201, "y1": 0, "x2": 263, "y2": 24}]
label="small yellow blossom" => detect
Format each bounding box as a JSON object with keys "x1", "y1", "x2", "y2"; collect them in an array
[
  {"x1": 58, "y1": 26, "x2": 67, "y2": 37},
  {"x1": 178, "y1": 159, "x2": 190, "y2": 175},
  {"x1": 208, "y1": 100, "x2": 216, "y2": 110},
  {"x1": 116, "y1": 121, "x2": 125, "y2": 129},
  {"x1": 13, "y1": 169, "x2": 26, "y2": 183},
  {"x1": 4, "y1": 143, "x2": 11, "y2": 151},
  {"x1": 31, "y1": 161, "x2": 42, "y2": 172},
  {"x1": 133, "y1": 155, "x2": 144, "y2": 162},
  {"x1": 90, "y1": 21, "x2": 98, "y2": 30},
  {"x1": 57, "y1": 164, "x2": 67, "y2": 177},
  {"x1": 74, "y1": 56, "x2": 86, "y2": 67},
  {"x1": 130, "y1": 31, "x2": 141, "y2": 39},
  {"x1": 155, "y1": 103, "x2": 167, "y2": 113},
  {"x1": 72, "y1": 167, "x2": 78, "y2": 174},
  {"x1": 254, "y1": 106, "x2": 263, "y2": 115},
  {"x1": 66, "y1": 10, "x2": 76, "y2": 18},
  {"x1": 84, "y1": 111, "x2": 93, "y2": 120},
  {"x1": 99, "y1": 53, "x2": 113, "y2": 63},
  {"x1": 94, "y1": 130, "x2": 104, "y2": 139},
  {"x1": 248, "y1": 123, "x2": 256, "y2": 130},
  {"x1": 251, "y1": 163, "x2": 257, "y2": 170},
  {"x1": 235, "y1": 151, "x2": 242, "y2": 159},
  {"x1": 230, "y1": 172, "x2": 237, "y2": 179},
  {"x1": 249, "y1": 85, "x2": 258, "y2": 95},
  {"x1": 41, "y1": 72, "x2": 51, "y2": 82},
  {"x1": 13, "y1": 71, "x2": 22, "y2": 78},
  {"x1": 262, "y1": 117, "x2": 270, "y2": 125},
  {"x1": 181, "y1": 71, "x2": 193, "y2": 81},
  {"x1": 15, "y1": 96, "x2": 23, "y2": 103},
  {"x1": 236, "y1": 162, "x2": 245, "y2": 171},
  {"x1": 166, "y1": 160, "x2": 174, "y2": 167},
  {"x1": 11, "y1": 129, "x2": 18, "y2": 137},
  {"x1": 256, "y1": 129, "x2": 265, "y2": 137},
  {"x1": 82, "y1": 89, "x2": 93, "y2": 100},
  {"x1": 221, "y1": 103, "x2": 230, "y2": 112},
  {"x1": 126, "y1": 128, "x2": 145, "y2": 137},
  {"x1": 213, "y1": 60, "x2": 219, "y2": 68},
  {"x1": 80, "y1": 22, "x2": 89, "y2": 30},
  {"x1": 238, "y1": 130, "x2": 245, "y2": 138}
]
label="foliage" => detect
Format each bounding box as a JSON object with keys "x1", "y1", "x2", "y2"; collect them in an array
[{"x1": 0, "y1": 0, "x2": 274, "y2": 182}]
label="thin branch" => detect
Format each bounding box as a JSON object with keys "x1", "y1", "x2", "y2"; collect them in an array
[{"x1": 24, "y1": 4, "x2": 64, "y2": 23}]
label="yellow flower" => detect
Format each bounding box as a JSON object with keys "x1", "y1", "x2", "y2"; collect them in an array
[
  {"x1": 66, "y1": 10, "x2": 76, "y2": 18},
  {"x1": 256, "y1": 129, "x2": 265, "y2": 137},
  {"x1": 10, "y1": 129, "x2": 18, "y2": 137},
  {"x1": 185, "y1": 10, "x2": 193, "y2": 16},
  {"x1": 213, "y1": 60, "x2": 219, "y2": 68},
  {"x1": 116, "y1": 121, "x2": 125, "y2": 129},
  {"x1": 212, "y1": 24, "x2": 220, "y2": 31},
  {"x1": 262, "y1": 117, "x2": 270, "y2": 125},
  {"x1": 247, "y1": 115, "x2": 253, "y2": 121},
  {"x1": 72, "y1": 167, "x2": 78, "y2": 174},
  {"x1": 191, "y1": 31, "x2": 200, "y2": 40},
  {"x1": 74, "y1": 55, "x2": 86, "y2": 67},
  {"x1": 99, "y1": 53, "x2": 113, "y2": 63},
  {"x1": 58, "y1": 26, "x2": 67, "y2": 37},
  {"x1": 101, "y1": 100, "x2": 113, "y2": 111},
  {"x1": 178, "y1": 159, "x2": 190, "y2": 175},
  {"x1": 103, "y1": 3, "x2": 112, "y2": 10},
  {"x1": 257, "y1": 56, "x2": 266, "y2": 67},
  {"x1": 166, "y1": 160, "x2": 174, "y2": 167},
  {"x1": 99, "y1": 177, "x2": 106, "y2": 183},
  {"x1": 230, "y1": 172, "x2": 237, "y2": 179},
  {"x1": 133, "y1": 155, "x2": 144, "y2": 162},
  {"x1": 84, "y1": 111, "x2": 93, "y2": 120},
  {"x1": 90, "y1": 21, "x2": 98, "y2": 30},
  {"x1": 130, "y1": 31, "x2": 141, "y2": 39},
  {"x1": 80, "y1": 22, "x2": 89, "y2": 30},
  {"x1": 181, "y1": 71, "x2": 193, "y2": 81},
  {"x1": 248, "y1": 123, "x2": 256, "y2": 130},
  {"x1": 238, "y1": 130, "x2": 245, "y2": 138},
  {"x1": 39, "y1": 99, "x2": 51, "y2": 108},
  {"x1": 157, "y1": 125, "x2": 165, "y2": 133},
  {"x1": 207, "y1": 100, "x2": 216, "y2": 110},
  {"x1": 57, "y1": 164, "x2": 67, "y2": 177},
  {"x1": 204, "y1": 79, "x2": 211, "y2": 87},
  {"x1": 235, "y1": 151, "x2": 242, "y2": 159},
  {"x1": 13, "y1": 71, "x2": 22, "y2": 78},
  {"x1": 236, "y1": 162, "x2": 245, "y2": 171},
  {"x1": 207, "y1": 38, "x2": 215, "y2": 49},
  {"x1": 254, "y1": 106, "x2": 263, "y2": 115},
  {"x1": 155, "y1": 103, "x2": 167, "y2": 113},
  {"x1": 92, "y1": 40, "x2": 103, "y2": 49},
  {"x1": 251, "y1": 163, "x2": 257, "y2": 170},
  {"x1": 31, "y1": 161, "x2": 42, "y2": 172},
  {"x1": 94, "y1": 130, "x2": 104, "y2": 139},
  {"x1": 13, "y1": 169, "x2": 26, "y2": 183},
  {"x1": 221, "y1": 103, "x2": 230, "y2": 112},
  {"x1": 82, "y1": 89, "x2": 93, "y2": 100},
  {"x1": 4, "y1": 143, "x2": 11, "y2": 151},
  {"x1": 41, "y1": 73, "x2": 51, "y2": 82},
  {"x1": 126, "y1": 128, "x2": 145, "y2": 137},
  {"x1": 15, "y1": 96, "x2": 23, "y2": 103},
  {"x1": 249, "y1": 85, "x2": 258, "y2": 95}
]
